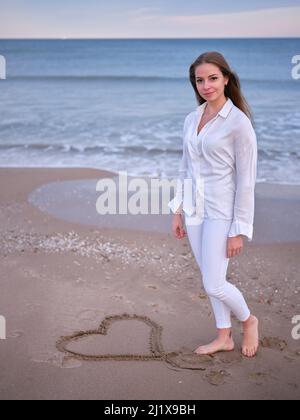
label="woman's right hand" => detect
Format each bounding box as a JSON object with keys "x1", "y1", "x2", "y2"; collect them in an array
[{"x1": 172, "y1": 214, "x2": 187, "y2": 239}]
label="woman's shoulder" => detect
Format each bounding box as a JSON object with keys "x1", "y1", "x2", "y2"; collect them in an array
[
  {"x1": 183, "y1": 108, "x2": 198, "y2": 126},
  {"x1": 230, "y1": 104, "x2": 257, "y2": 145},
  {"x1": 230, "y1": 103, "x2": 254, "y2": 130},
  {"x1": 185, "y1": 108, "x2": 198, "y2": 120}
]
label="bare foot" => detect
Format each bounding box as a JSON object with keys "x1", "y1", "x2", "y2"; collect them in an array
[
  {"x1": 242, "y1": 315, "x2": 259, "y2": 358},
  {"x1": 194, "y1": 335, "x2": 235, "y2": 356}
]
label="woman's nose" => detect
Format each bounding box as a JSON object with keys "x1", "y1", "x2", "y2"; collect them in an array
[{"x1": 204, "y1": 81, "x2": 211, "y2": 90}]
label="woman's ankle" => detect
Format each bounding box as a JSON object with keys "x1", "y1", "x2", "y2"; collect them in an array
[
  {"x1": 217, "y1": 328, "x2": 232, "y2": 340},
  {"x1": 243, "y1": 314, "x2": 257, "y2": 327}
]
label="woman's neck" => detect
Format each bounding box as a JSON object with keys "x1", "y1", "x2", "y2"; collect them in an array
[{"x1": 206, "y1": 96, "x2": 228, "y2": 115}]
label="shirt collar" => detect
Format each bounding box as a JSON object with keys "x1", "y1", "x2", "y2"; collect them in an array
[{"x1": 197, "y1": 97, "x2": 233, "y2": 119}]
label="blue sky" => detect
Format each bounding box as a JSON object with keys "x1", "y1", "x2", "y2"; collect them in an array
[{"x1": 0, "y1": 0, "x2": 299, "y2": 38}]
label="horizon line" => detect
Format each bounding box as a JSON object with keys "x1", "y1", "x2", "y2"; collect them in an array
[{"x1": 0, "y1": 36, "x2": 299, "y2": 41}]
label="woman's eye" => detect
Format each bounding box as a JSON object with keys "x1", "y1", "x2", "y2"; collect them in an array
[{"x1": 197, "y1": 77, "x2": 218, "y2": 82}]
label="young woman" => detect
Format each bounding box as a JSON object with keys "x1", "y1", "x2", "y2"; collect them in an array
[{"x1": 168, "y1": 51, "x2": 259, "y2": 358}]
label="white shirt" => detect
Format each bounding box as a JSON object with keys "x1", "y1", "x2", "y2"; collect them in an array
[{"x1": 168, "y1": 97, "x2": 258, "y2": 242}]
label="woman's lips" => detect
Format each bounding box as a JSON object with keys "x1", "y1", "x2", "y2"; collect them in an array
[{"x1": 204, "y1": 91, "x2": 215, "y2": 96}]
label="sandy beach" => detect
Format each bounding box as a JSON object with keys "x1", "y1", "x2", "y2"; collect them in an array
[{"x1": 0, "y1": 167, "x2": 299, "y2": 400}]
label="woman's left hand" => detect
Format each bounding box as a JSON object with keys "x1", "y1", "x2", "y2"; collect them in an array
[{"x1": 227, "y1": 235, "x2": 244, "y2": 258}]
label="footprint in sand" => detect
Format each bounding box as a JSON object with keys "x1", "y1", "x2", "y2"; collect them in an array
[
  {"x1": 248, "y1": 371, "x2": 276, "y2": 386},
  {"x1": 260, "y1": 336, "x2": 288, "y2": 352},
  {"x1": 213, "y1": 351, "x2": 243, "y2": 366},
  {"x1": 205, "y1": 369, "x2": 231, "y2": 386},
  {"x1": 172, "y1": 347, "x2": 214, "y2": 371}
]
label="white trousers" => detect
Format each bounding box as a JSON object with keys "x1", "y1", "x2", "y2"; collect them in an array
[{"x1": 185, "y1": 216, "x2": 251, "y2": 329}]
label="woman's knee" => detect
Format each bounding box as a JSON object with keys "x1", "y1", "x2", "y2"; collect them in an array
[{"x1": 203, "y1": 282, "x2": 226, "y2": 300}]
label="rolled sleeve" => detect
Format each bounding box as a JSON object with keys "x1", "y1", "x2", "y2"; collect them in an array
[{"x1": 228, "y1": 117, "x2": 257, "y2": 242}]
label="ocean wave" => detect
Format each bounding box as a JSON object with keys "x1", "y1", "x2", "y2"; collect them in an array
[
  {"x1": 8, "y1": 75, "x2": 186, "y2": 82},
  {"x1": 0, "y1": 143, "x2": 183, "y2": 155},
  {"x1": 1, "y1": 143, "x2": 299, "y2": 161}
]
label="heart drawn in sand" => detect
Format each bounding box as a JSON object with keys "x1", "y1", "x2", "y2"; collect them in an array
[{"x1": 56, "y1": 313, "x2": 215, "y2": 371}]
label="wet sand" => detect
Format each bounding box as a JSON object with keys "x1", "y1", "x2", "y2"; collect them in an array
[
  {"x1": 0, "y1": 167, "x2": 299, "y2": 400},
  {"x1": 27, "y1": 175, "x2": 300, "y2": 243}
]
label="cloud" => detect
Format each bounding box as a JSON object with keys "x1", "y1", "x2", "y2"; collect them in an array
[
  {"x1": 0, "y1": 2, "x2": 299, "y2": 38},
  {"x1": 128, "y1": 7, "x2": 162, "y2": 17},
  {"x1": 131, "y1": 6, "x2": 300, "y2": 37}
]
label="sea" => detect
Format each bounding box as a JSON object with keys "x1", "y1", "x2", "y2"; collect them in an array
[{"x1": 0, "y1": 38, "x2": 299, "y2": 184}]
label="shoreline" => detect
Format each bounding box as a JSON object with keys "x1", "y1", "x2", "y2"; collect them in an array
[{"x1": 16, "y1": 168, "x2": 300, "y2": 244}]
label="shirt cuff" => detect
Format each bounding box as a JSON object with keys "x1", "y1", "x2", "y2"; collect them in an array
[
  {"x1": 168, "y1": 197, "x2": 197, "y2": 217},
  {"x1": 228, "y1": 220, "x2": 253, "y2": 242},
  {"x1": 168, "y1": 196, "x2": 183, "y2": 214}
]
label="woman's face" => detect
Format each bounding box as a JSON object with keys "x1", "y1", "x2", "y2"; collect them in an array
[{"x1": 195, "y1": 63, "x2": 228, "y2": 103}]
